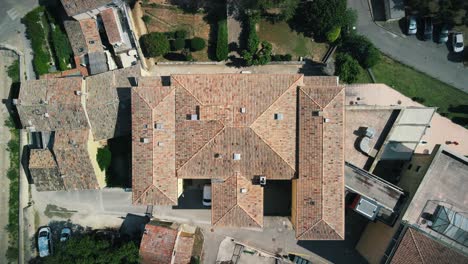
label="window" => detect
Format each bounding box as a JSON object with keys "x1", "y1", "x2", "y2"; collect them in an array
[
  {"x1": 407, "y1": 164, "x2": 413, "y2": 170},
  {"x1": 416, "y1": 166, "x2": 421, "y2": 172},
  {"x1": 155, "y1": 123, "x2": 163, "y2": 130},
  {"x1": 143, "y1": 124, "x2": 148, "y2": 129}
]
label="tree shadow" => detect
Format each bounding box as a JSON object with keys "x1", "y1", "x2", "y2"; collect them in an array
[
  {"x1": 106, "y1": 135, "x2": 132, "y2": 188},
  {"x1": 448, "y1": 105, "x2": 468, "y2": 114}
]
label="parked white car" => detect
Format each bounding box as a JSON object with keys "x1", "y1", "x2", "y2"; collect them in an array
[
  {"x1": 407, "y1": 16, "x2": 417, "y2": 35},
  {"x1": 453, "y1": 32, "x2": 464, "y2": 53},
  {"x1": 38, "y1": 226, "x2": 52, "y2": 257},
  {"x1": 202, "y1": 184, "x2": 211, "y2": 207}
]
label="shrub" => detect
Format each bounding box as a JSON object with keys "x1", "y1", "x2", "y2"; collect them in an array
[
  {"x1": 412, "y1": 97, "x2": 425, "y2": 103},
  {"x1": 175, "y1": 29, "x2": 188, "y2": 39},
  {"x1": 142, "y1": 15, "x2": 151, "y2": 23},
  {"x1": 326, "y1": 26, "x2": 341, "y2": 43},
  {"x1": 190, "y1": 37, "x2": 206, "y2": 51},
  {"x1": 97, "y1": 146, "x2": 112, "y2": 171},
  {"x1": 22, "y1": 7, "x2": 51, "y2": 75},
  {"x1": 246, "y1": 17, "x2": 259, "y2": 53},
  {"x1": 216, "y1": 20, "x2": 229, "y2": 61},
  {"x1": 340, "y1": 34, "x2": 380, "y2": 68},
  {"x1": 283, "y1": 54, "x2": 292, "y2": 61},
  {"x1": 140, "y1": 32, "x2": 170, "y2": 57},
  {"x1": 164, "y1": 31, "x2": 176, "y2": 39},
  {"x1": 172, "y1": 38, "x2": 185, "y2": 51},
  {"x1": 335, "y1": 52, "x2": 360, "y2": 84}
]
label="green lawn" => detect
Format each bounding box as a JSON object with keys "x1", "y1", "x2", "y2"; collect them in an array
[
  {"x1": 368, "y1": 55, "x2": 468, "y2": 127},
  {"x1": 355, "y1": 66, "x2": 372, "y2": 83},
  {"x1": 257, "y1": 19, "x2": 328, "y2": 61}
]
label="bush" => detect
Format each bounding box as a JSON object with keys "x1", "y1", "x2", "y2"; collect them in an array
[
  {"x1": 326, "y1": 26, "x2": 341, "y2": 43},
  {"x1": 335, "y1": 53, "x2": 360, "y2": 84},
  {"x1": 97, "y1": 146, "x2": 112, "y2": 171},
  {"x1": 216, "y1": 20, "x2": 229, "y2": 61},
  {"x1": 283, "y1": 54, "x2": 292, "y2": 61},
  {"x1": 190, "y1": 37, "x2": 206, "y2": 51},
  {"x1": 172, "y1": 38, "x2": 185, "y2": 51},
  {"x1": 50, "y1": 26, "x2": 73, "y2": 71},
  {"x1": 140, "y1": 32, "x2": 170, "y2": 57},
  {"x1": 164, "y1": 31, "x2": 176, "y2": 39},
  {"x1": 246, "y1": 17, "x2": 259, "y2": 53},
  {"x1": 412, "y1": 97, "x2": 425, "y2": 103},
  {"x1": 340, "y1": 34, "x2": 380, "y2": 68},
  {"x1": 175, "y1": 29, "x2": 188, "y2": 39},
  {"x1": 142, "y1": 15, "x2": 151, "y2": 23}
]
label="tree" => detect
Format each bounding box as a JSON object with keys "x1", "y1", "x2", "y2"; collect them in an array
[
  {"x1": 335, "y1": 53, "x2": 360, "y2": 84},
  {"x1": 44, "y1": 235, "x2": 139, "y2": 264},
  {"x1": 340, "y1": 35, "x2": 380, "y2": 68},
  {"x1": 292, "y1": 0, "x2": 351, "y2": 39},
  {"x1": 326, "y1": 26, "x2": 341, "y2": 43},
  {"x1": 190, "y1": 37, "x2": 206, "y2": 51},
  {"x1": 172, "y1": 38, "x2": 185, "y2": 51},
  {"x1": 97, "y1": 146, "x2": 112, "y2": 171},
  {"x1": 175, "y1": 29, "x2": 188, "y2": 39},
  {"x1": 142, "y1": 15, "x2": 151, "y2": 24},
  {"x1": 140, "y1": 32, "x2": 170, "y2": 57},
  {"x1": 216, "y1": 20, "x2": 229, "y2": 61}
]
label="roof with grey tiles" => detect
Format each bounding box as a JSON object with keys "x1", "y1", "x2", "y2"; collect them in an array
[
  {"x1": 29, "y1": 149, "x2": 64, "y2": 191},
  {"x1": 88, "y1": 52, "x2": 109, "y2": 75},
  {"x1": 390, "y1": 227, "x2": 468, "y2": 264},
  {"x1": 17, "y1": 77, "x2": 89, "y2": 131},
  {"x1": 64, "y1": 20, "x2": 88, "y2": 57},
  {"x1": 86, "y1": 66, "x2": 140, "y2": 141},
  {"x1": 61, "y1": 0, "x2": 112, "y2": 17},
  {"x1": 132, "y1": 74, "x2": 345, "y2": 236}
]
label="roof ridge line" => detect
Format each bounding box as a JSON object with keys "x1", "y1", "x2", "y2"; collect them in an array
[
  {"x1": 251, "y1": 75, "x2": 304, "y2": 126},
  {"x1": 133, "y1": 88, "x2": 153, "y2": 109},
  {"x1": 235, "y1": 174, "x2": 262, "y2": 227},
  {"x1": 409, "y1": 228, "x2": 426, "y2": 264},
  {"x1": 177, "y1": 124, "x2": 225, "y2": 173},
  {"x1": 298, "y1": 219, "x2": 345, "y2": 240},
  {"x1": 171, "y1": 76, "x2": 203, "y2": 105},
  {"x1": 237, "y1": 203, "x2": 262, "y2": 227},
  {"x1": 134, "y1": 184, "x2": 155, "y2": 204},
  {"x1": 212, "y1": 176, "x2": 238, "y2": 226},
  {"x1": 249, "y1": 128, "x2": 296, "y2": 173},
  {"x1": 298, "y1": 87, "x2": 325, "y2": 109},
  {"x1": 297, "y1": 219, "x2": 323, "y2": 239},
  {"x1": 321, "y1": 86, "x2": 345, "y2": 109}
]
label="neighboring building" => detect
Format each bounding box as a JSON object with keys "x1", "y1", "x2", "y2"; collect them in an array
[
  {"x1": 16, "y1": 77, "x2": 88, "y2": 132},
  {"x1": 29, "y1": 130, "x2": 99, "y2": 191},
  {"x1": 388, "y1": 227, "x2": 468, "y2": 264},
  {"x1": 60, "y1": 0, "x2": 114, "y2": 20},
  {"x1": 382, "y1": 0, "x2": 405, "y2": 21},
  {"x1": 85, "y1": 65, "x2": 140, "y2": 141},
  {"x1": 356, "y1": 145, "x2": 468, "y2": 263},
  {"x1": 131, "y1": 74, "x2": 345, "y2": 240},
  {"x1": 139, "y1": 223, "x2": 196, "y2": 264}
]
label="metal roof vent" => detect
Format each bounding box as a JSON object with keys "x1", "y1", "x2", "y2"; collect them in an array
[
  {"x1": 75, "y1": 90, "x2": 82, "y2": 96},
  {"x1": 12, "y1": 99, "x2": 19, "y2": 105},
  {"x1": 190, "y1": 114, "x2": 199, "y2": 121},
  {"x1": 324, "y1": 118, "x2": 330, "y2": 123},
  {"x1": 312, "y1": 110, "x2": 323, "y2": 116},
  {"x1": 240, "y1": 107, "x2": 246, "y2": 113},
  {"x1": 143, "y1": 124, "x2": 148, "y2": 129},
  {"x1": 157, "y1": 141, "x2": 164, "y2": 147},
  {"x1": 141, "y1": 138, "x2": 149, "y2": 144},
  {"x1": 233, "y1": 153, "x2": 241, "y2": 160},
  {"x1": 259, "y1": 176, "x2": 266, "y2": 186},
  {"x1": 44, "y1": 113, "x2": 50, "y2": 118},
  {"x1": 240, "y1": 188, "x2": 247, "y2": 193},
  {"x1": 274, "y1": 113, "x2": 283, "y2": 120}
]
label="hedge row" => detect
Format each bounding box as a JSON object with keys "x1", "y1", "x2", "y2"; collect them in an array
[{"x1": 22, "y1": 7, "x2": 51, "y2": 75}]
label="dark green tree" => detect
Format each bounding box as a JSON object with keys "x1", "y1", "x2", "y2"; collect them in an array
[
  {"x1": 140, "y1": 32, "x2": 170, "y2": 57},
  {"x1": 97, "y1": 146, "x2": 112, "y2": 171},
  {"x1": 335, "y1": 53, "x2": 360, "y2": 84},
  {"x1": 340, "y1": 35, "x2": 380, "y2": 68},
  {"x1": 239, "y1": 0, "x2": 299, "y2": 21},
  {"x1": 175, "y1": 29, "x2": 188, "y2": 39},
  {"x1": 216, "y1": 20, "x2": 229, "y2": 61},
  {"x1": 172, "y1": 38, "x2": 185, "y2": 51},
  {"x1": 142, "y1": 15, "x2": 151, "y2": 24},
  {"x1": 44, "y1": 235, "x2": 139, "y2": 264},
  {"x1": 190, "y1": 37, "x2": 206, "y2": 51}
]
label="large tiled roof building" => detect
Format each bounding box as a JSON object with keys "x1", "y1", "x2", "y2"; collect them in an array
[{"x1": 132, "y1": 74, "x2": 345, "y2": 240}]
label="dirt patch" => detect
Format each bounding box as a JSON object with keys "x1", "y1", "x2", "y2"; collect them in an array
[{"x1": 143, "y1": 5, "x2": 211, "y2": 61}]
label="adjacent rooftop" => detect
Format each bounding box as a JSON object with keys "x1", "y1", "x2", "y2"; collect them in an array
[{"x1": 61, "y1": 0, "x2": 112, "y2": 17}]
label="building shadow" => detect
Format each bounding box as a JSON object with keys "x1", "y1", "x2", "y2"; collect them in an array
[{"x1": 119, "y1": 213, "x2": 150, "y2": 243}]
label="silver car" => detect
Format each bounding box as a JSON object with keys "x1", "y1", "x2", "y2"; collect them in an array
[
  {"x1": 38, "y1": 226, "x2": 52, "y2": 257},
  {"x1": 453, "y1": 32, "x2": 464, "y2": 53},
  {"x1": 408, "y1": 16, "x2": 417, "y2": 35}
]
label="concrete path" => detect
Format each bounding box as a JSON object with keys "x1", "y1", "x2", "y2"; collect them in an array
[
  {"x1": 348, "y1": 0, "x2": 468, "y2": 93},
  {"x1": 346, "y1": 84, "x2": 468, "y2": 156}
]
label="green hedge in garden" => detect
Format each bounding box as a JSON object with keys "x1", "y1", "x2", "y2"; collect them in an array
[{"x1": 216, "y1": 20, "x2": 228, "y2": 61}]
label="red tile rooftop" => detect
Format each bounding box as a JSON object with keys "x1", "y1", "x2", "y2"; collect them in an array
[{"x1": 101, "y1": 8, "x2": 122, "y2": 45}]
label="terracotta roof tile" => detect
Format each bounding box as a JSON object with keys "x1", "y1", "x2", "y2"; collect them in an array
[
  {"x1": 294, "y1": 78, "x2": 345, "y2": 240},
  {"x1": 79, "y1": 19, "x2": 103, "y2": 53},
  {"x1": 29, "y1": 149, "x2": 64, "y2": 192},
  {"x1": 212, "y1": 175, "x2": 263, "y2": 227},
  {"x1": 61, "y1": 0, "x2": 111, "y2": 17},
  {"x1": 64, "y1": 20, "x2": 87, "y2": 56},
  {"x1": 17, "y1": 77, "x2": 88, "y2": 131},
  {"x1": 174, "y1": 235, "x2": 195, "y2": 264},
  {"x1": 390, "y1": 227, "x2": 468, "y2": 264},
  {"x1": 101, "y1": 8, "x2": 122, "y2": 44},
  {"x1": 139, "y1": 224, "x2": 177, "y2": 264}
]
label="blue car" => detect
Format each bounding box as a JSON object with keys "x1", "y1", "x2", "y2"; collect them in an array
[{"x1": 38, "y1": 226, "x2": 52, "y2": 257}]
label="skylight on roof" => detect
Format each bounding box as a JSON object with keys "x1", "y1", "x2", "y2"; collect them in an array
[{"x1": 233, "y1": 153, "x2": 241, "y2": 160}]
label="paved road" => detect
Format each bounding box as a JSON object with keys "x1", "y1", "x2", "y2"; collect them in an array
[
  {"x1": 0, "y1": 0, "x2": 38, "y2": 43},
  {"x1": 0, "y1": 50, "x2": 16, "y2": 264},
  {"x1": 348, "y1": 0, "x2": 468, "y2": 93}
]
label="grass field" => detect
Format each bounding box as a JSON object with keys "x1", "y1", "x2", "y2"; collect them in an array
[
  {"x1": 143, "y1": 5, "x2": 211, "y2": 61},
  {"x1": 363, "y1": 55, "x2": 468, "y2": 126},
  {"x1": 355, "y1": 66, "x2": 372, "y2": 83},
  {"x1": 257, "y1": 20, "x2": 328, "y2": 61}
]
